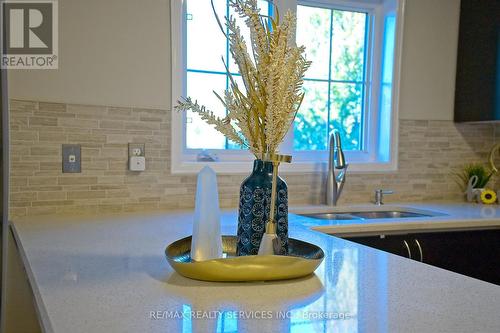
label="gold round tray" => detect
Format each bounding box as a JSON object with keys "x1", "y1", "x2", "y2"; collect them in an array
[{"x1": 165, "y1": 235, "x2": 324, "y2": 282}]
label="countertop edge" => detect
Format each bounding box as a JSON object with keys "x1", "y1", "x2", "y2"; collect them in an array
[{"x1": 10, "y1": 223, "x2": 54, "y2": 333}]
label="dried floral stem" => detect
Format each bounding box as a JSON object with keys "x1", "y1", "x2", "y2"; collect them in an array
[{"x1": 175, "y1": 0, "x2": 311, "y2": 157}]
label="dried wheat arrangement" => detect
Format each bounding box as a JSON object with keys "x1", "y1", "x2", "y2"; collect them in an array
[{"x1": 175, "y1": 0, "x2": 311, "y2": 158}]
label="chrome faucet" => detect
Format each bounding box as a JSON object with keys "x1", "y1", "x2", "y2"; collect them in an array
[
  {"x1": 326, "y1": 131, "x2": 348, "y2": 206},
  {"x1": 374, "y1": 189, "x2": 394, "y2": 205}
]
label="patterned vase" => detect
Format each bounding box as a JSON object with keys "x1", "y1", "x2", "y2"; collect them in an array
[{"x1": 236, "y1": 159, "x2": 288, "y2": 256}]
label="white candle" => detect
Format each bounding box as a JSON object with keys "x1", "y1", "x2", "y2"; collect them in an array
[{"x1": 191, "y1": 166, "x2": 223, "y2": 261}]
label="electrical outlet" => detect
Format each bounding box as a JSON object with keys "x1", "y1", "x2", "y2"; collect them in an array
[
  {"x1": 128, "y1": 143, "x2": 145, "y2": 157},
  {"x1": 62, "y1": 144, "x2": 81, "y2": 173},
  {"x1": 128, "y1": 143, "x2": 146, "y2": 172}
]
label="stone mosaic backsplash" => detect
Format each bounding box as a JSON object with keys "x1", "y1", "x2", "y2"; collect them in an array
[{"x1": 8, "y1": 99, "x2": 500, "y2": 218}]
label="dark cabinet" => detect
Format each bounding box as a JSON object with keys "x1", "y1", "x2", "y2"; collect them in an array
[
  {"x1": 454, "y1": 0, "x2": 500, "y2": 122},
  {"x1": 414, "y1": 230, "x2": 500, "y2": 285},
  {"x1": 345, "y1": 229, "x2": 500, "y2": 285},
  {"x1": 344, "y1": 234, "x2": 414, "y2": 259}
]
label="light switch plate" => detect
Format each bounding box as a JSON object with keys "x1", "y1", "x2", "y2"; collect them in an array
[{"x1": 62, "y1": 144, "x2": 81, "y2": 173}]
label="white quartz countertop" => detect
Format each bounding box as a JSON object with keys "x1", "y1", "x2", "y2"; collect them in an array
[{"x1": 10, "y1": 203, "x2": 500, "y2": 333}]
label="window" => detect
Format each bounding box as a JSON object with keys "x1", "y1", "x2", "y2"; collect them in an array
[{"x1": 171, "y1": 0, "x2": 404, "y2": 173}]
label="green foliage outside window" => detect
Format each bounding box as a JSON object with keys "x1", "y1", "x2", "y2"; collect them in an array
[{"x1": 294, "y1": 6, "x2": 367, "y2": 151}]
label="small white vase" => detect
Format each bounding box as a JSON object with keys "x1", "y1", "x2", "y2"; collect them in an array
[{"x1": 472, "y1": 188, "x2": 484, "y2": 204}]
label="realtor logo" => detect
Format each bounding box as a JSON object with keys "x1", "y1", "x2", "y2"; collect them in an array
[{"x1": 1, "y1": 0, "x2": 58, "y2": 69}]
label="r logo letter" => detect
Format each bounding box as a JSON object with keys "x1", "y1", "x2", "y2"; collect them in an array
[{"x1": 29, "y1": 9, "x2": 48, "y2": 48}]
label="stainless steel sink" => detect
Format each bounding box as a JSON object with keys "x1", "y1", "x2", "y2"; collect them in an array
[
  {"x1": 298, "y1": 208, "x2": 441, "y2": 221},
  {"x1": 349, "y1": 211, "x2": 434, "y2": 219},
  {"x1": 299, "y1": 213, "x2": 361, "y2": 221}
]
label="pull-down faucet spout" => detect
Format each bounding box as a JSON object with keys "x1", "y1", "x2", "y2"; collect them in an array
[{"x1": 326, "y1": 131, "x2": 348, "y2": 206}]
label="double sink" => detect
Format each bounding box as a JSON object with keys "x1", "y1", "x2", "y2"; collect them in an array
[{"x1": 298, "y1": 208, "x2": 443, "y2": 221}]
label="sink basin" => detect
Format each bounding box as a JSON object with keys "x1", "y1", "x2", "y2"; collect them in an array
[
  {"x1": 297, "y1": 207, "x2": 443, "y2": 221},
  {"x1": 299, "y1": 213, "x2": 361, "y2": 221},
  {"x1": 349, "y1": 211, "x2": 434, "y2": 219}
]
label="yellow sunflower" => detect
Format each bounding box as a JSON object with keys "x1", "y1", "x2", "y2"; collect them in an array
[{"x1": 480, "y1": 189, "x2": 497, "y2": 204}]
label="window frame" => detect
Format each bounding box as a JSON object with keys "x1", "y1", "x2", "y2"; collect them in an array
[{"x1": 171, "y1": 0, "x2": 405, "y2": 174}]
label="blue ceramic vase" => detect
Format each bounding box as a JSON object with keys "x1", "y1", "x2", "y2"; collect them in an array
[{"x1": 236, "y1": 159, "x2": 288, "y2": 256}]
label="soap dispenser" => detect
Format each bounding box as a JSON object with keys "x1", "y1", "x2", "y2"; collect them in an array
[{"x1": 191, "y1": 166, "x2": 223, "y2": 261}]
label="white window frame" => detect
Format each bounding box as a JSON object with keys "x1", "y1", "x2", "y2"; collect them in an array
[{"x1": 171, "y1": 0, "x2": 405, "y2": 174}]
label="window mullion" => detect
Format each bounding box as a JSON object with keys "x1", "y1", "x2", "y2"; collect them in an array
[
  {"x1": 326, "y1": 9, "x2": 334, "y2": 138},
  {"x1": 359, "y1": 13, "x2": 370, "y2": 151}
]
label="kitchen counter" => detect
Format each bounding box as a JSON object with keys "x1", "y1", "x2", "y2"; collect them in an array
[{"x1": 10, "y1": 203, "x2": 500, "y2": 333}]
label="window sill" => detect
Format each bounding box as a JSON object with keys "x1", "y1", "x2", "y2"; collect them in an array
[{"x1": 170, "y1": 160, "x2": 398, "y2": 175}]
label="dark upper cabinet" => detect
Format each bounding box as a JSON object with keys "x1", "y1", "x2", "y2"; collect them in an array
[{"x1": 454, "y1": 0, "x2": 500, "y2": 122}]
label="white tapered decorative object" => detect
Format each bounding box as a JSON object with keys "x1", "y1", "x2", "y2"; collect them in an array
[{"x1": 191, "y1": 166, "x2": 223, "y2": 261}]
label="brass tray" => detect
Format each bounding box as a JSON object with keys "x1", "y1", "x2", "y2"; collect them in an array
[{"x1": 165, "y1": 235, "x2": 324, "y2": 282}]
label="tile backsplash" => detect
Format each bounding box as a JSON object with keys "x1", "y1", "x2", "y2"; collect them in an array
[{"x1": 9, "y1": 99, "x2": 500, "y2": 218}]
